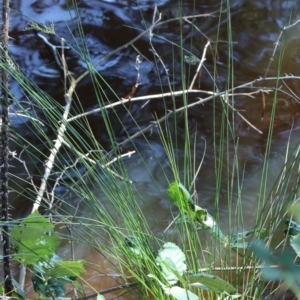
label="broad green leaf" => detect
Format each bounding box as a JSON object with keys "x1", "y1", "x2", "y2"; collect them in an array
[
  {"x1": 187, "y1": 273, "x2": 236, "y2": 293},
  {"x1": 156, "y1": 242, "x2": 187, "y2": 285},
  {"x1": 164, "y1": 285, "x2": 198, "y2": 300},
  {"x1": 47, "y1": 261, "x2": 85, "y2": 279},
  {"x1": 148, "y1": 274, "x2": 198, "y2": 300},
  {"x1": 251, "y1": 240, "x2": 300, "y2": 295},
  {"x1": 11, "y1": 211, "x2": 59, "y2": 265},
  {"x1": 97, "y1": 295, "x2": 106, "y2": 300},
  {"x1": 250, "y1": 240, "x2": 273, "y2": 265},
  {"x1": 32, "y1": 275, "x2": 65, "y2": 298}
]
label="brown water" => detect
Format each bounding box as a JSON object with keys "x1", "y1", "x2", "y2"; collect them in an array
[{"x1": 7, "y1": 0, "x2": 300, "y2": 299}]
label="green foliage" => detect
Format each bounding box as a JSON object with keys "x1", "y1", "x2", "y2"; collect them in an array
[
  {"x1": 11, "y1": 213, "x2": 84, "y2": 299},
  {"x1": 31, "y1": 254, "x2": 84, "y2": 299},
  {"x1": 229, "y1": 228, "x2": 268, "y2": 249},
  {"x1": 0, "y1": 280, "x2": 26, "y2": 300},
  {"x1": 32, "y1": 273, "x2": 65, "y2": 298},
  {"x1": 127, "y1": 239, "x2": 236, "y2": 299},
  {"x1": 184, "y1": 55, "x2": 200, "y2": 66},
  {"x1": 147, "y1": 274, "x2": 198, "y2": 300},
  {"x1": 167, "y1": 181, "x2": 264, "y2": 248},
  {"x1": 155, "y1": 242, "x2": 187, "y2": 285},
  {"x1": 186, "y1": 274, "x2": 235, "y2": 293},
  {"x1": 47, "y1": 261, "x2": 85, "y2": 279},
  {"x1": 251, "y1": 240, "x2": 300, "y2": 297},
  {"x1": 4, "y1": 0, "x2": 298, "y2": 298},
  {"x1": 167, "y1": 181, "x2": 194, "y2": 214},
  {"x1": 11, "y1": 211, "x2": 59, "y2": 265},
  {"x1": 23, "y1": 22, "x2": 55, "y2": 34}
]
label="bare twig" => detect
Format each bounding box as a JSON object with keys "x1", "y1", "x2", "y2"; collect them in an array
[
  {"x1": 189, "y1": 41, "x2": 210, "y2": 90},
  {"x1": 11, "y1": 149, "x2": 39, "y2": 194},
  {"x1": 104, "y1": 75, "x2": 300, "y2": 152},
  {"x1": 31, "y1": 79, "x2": 75, "y2": 212},
  {"x1": 264, "y1": 17, "x2": 300, "y2": 78},
  {"x1": 66, "y1": 75, "x2": 296, "y2": 124}
]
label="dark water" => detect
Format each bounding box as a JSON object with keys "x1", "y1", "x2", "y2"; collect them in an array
[{"x1": 6, "y1": 0, "x2": 300, "y2": 298}]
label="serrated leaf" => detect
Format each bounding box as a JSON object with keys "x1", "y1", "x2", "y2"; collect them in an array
[
  {"x1": 187, "y1": 273, "x2": 236, "y2": 293},
  {"x1": 164, "y1": 285, "x2": 198, "y2": 300},
  {"x1": 148, "y1": 274, "x2": 198, "y2": 300},
  {"x1": 47, "y1": 261, "x2": 85, "y2": 279},
  {"x1": 156, "y1": 242, "x2": 187, "y2": 285},
  {"x1": 11, "y1": 211, "x2": 59, "y2": 265}
]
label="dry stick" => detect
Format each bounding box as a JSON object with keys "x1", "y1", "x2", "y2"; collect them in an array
[
  {"x1": 60, "y1": 140, "x2": 135, "y2": 183},
  {"x1": 66, "y1": 90, "x2": 260, "y2": 123},
  {"x1": 1, "y1": 0, "x2": 13, "y2": 294},
  {"x1": 148, "y1": 6, "x2": 173, "y2": 94},
  {"x1": 66, "y1": 75, "x2": 293, "y2": 125},
  {"x1": 66, "y1": 90, "x2": 204, "y2": 123},
  {"x1": 189, "y1": 41, "x2": 210, "y2": 90},
  {"x1": 17, "y1": 8, "x2": 218, "y2": 293},
  {"x1": 183, "y1": 17, "x2": 213, "y2": 42},
  {"x1": 69, "y1": 75, "x2": 300, "y2": 152},
  {"x1": 73, "y1": 10, "x2": 219, "y2": 88},
  {"x1": 264, "y1": 17, "x2": 300, "y2": 78},
  {"x1": 104, "y1": 75, "x2": 300, "y2": 152},
  {"x1": 18, "y1": 39, "x2": 76, "y2": 290},
  {"x1": 12, "y1": 149, "x2": 39, "y2": 194},
  {"x1": 31, "y1": 83, "x2": 75, "y2": 212},
  {"x1": 281, "y1": 80, "x2": 300, "y2": 103}
]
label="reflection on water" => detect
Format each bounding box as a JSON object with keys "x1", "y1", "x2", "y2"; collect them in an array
[{"x1": 8, "y1": 0, "x2": 300, "y2": 298}]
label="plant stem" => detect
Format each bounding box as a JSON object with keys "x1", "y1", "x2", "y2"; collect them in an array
[{"x1": 1, "y1": 0, "x2": 12, "y2": 294}]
